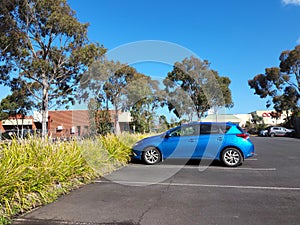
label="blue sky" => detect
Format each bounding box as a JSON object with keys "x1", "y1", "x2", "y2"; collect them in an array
[
  {"x1": 1, "y1": 0, "x2": 300, "y2": 115},
  {"x1": 66, "y1": 0, "x2": 300, "y2": 114}
]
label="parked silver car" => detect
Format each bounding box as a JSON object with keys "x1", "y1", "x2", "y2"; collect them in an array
[{"x1": 267, "y1": 126, "x2": 294, "y2": 137}]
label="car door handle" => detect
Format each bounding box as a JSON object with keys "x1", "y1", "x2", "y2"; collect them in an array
[
  {"x1": 188, "y1": 139, "x2": 196, "y2": 142},
  {"x1": 217, "y1": 137, "x2": 223, "y2": 141}
]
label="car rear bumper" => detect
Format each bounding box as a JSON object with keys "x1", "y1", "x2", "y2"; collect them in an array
[{"x1": 243, "y1": 143, "x2": 255, "y2": 159}]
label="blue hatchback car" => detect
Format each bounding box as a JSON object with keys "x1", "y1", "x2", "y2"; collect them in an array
[{"x1": 132, "y1": 122, "x2": 255, "y2": 167}]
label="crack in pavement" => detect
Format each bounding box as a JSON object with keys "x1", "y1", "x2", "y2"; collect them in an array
[{"x1": 136, "y1": 179, "x2": 173, "y2": 225}]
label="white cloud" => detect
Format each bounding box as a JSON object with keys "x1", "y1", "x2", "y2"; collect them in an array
[
  {"x1": 297, "y1": 37, "x2": 300, "y2": 45},
  {"x1": 282, "y1": 0, "x2": 300, "y2": 6}
]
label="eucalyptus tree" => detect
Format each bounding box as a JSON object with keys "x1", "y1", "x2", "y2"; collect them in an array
[
  {"x1": 248, "y1": 45, "x2": 300, "y2": 114},
  {"x1": 79, "y1": 60, "x2": 139, "y2": 134},
  {"x1": 87, "y1": 98, "x2": 112, "y2": 136},
  {"x1": 0, "y1": 0, "x2": 105, "y2": 137},
  {"x1": 125, "y1": 73, "x2": 160, "y2": 133},
  {"x1": 102, "y1": 64, "x2": 137, "y2": 134},
  {"x1": 78, "y1": 59, "x2": 119, "y2": 134},
  {"x1": 79, "y1": 59, "x2": 161, "y2": 134},
  {"x1": 164, "y1": 56, "x2": 233, "y2": 120}
]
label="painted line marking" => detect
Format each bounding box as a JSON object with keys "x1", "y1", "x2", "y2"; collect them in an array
[
  {"x1": 128, "y1": 164, "x2": 276, "y2": 171},
  {"x1": 96, "y1": 180, "x2": 300, "y2": 191},
  {"x1": 14, "y1": 218, "x2": 95, "y2": 225}
]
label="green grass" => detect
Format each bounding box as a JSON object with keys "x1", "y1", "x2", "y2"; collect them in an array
[{"x1": 0, "y1": 133, "x2": 145, "y2": 224}]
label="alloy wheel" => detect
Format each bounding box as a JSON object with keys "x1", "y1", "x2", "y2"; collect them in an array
[
  {"x1": 143, "y1": 147, "x2": 161, "y2": 165},
  {"x1": 222, "y1": 148, "x2": 242, "y2": 167}
]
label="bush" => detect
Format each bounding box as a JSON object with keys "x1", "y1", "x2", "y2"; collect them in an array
[{"x1": 0, "y1": 133, "x2": 144, "y2": 224}]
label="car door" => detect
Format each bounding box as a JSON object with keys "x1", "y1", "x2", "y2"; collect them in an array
[
  {"x1": 162, "y1": 124, "x2": 199, "y2": 159},
  {"x1": 280, "y1": 127, "x2": 287, "y2": 136},
  {"x1": 197, "y1": 124, "x2": 224, "y2": 159}
]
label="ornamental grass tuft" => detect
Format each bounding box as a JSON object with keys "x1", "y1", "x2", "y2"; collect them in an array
[{"x1": 0, "y1": 133, "x2": 145, "y2": 224}]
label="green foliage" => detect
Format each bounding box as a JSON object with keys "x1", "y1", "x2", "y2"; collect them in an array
[
  {"x1": 246, "y1": 112, "x2": 266, "y2": 133},
  {"x1": 78, "y1": 60, "x2": 135, "y2": 134},
  {"x1": 0, "y1": 80, "x2": 34, "y2": 120},
  {"x1": 100, "y1": 134, "x2": 132, "y2": 165},
  {"x1": 0, "y1": 133, "x2": 140, "y2": 224},
  {"x1": 251, "y1": 112, "x2": 264, "y2": 125},
  {"x1": 164, "y1": 56, "x2": 233, "y2": 120},
  {"x1": 157, "y1": 115, "x2": 170, "y2": 132},
  {"x1": 127, "y1": 75, "x2": 160, "y2": 133},
  {"x1": 88, "y1": 98, "x2": 112, "y2": 136},
  {"x1": 0, "y1": 0, "x2": 106, "y2": 137},
  {"x1": 0, "y1": 138, "x2": 95, "y2": 223},
  {"x1": 79, "y1": 60, "x2": 160, "y2": 134},
  {"x1": 248, "y1": 45, "x2": 300, "y2": 112},
  {"x1": 103, "y1": 64, "x2": 137, "y2": 134}
]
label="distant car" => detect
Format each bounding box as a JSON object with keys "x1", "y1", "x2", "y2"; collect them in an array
[
  {"x1": 259, "y1": 129, "x2": 268, "y2": 136},
  {"x1": 267, "y1": 126, "x2": 294, "y2": 137},
  {"x1": 132, "y1": 122, "x2": 255, "y2": 167}
]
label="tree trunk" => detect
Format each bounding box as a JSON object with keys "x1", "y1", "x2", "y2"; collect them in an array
[
  {"x1": 114, "y1": 105, "x2": 120, "y2": 135},
  {"x1": 42, "y1": 77, "x2": 49, "y2": 138}
]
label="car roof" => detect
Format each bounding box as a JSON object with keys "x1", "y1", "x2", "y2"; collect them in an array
[{"x1": 183, "y1": 121, "x2": 237, "y2": 126}]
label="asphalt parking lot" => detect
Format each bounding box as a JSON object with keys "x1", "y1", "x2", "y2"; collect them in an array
[{"x1": 14, "y1": 136, "x2": 300, "y2": 225}]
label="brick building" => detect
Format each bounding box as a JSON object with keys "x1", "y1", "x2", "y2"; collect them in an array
[
  {"x1": 0, "y1": 115, "x2": 36, "y2": 132},
  {"x1": 47, "y1": 110, "x2": 132, "y2": 138},
  {"x1": 48, "y1": 110, "x2": 89, "y2": 138},
  {"x1": 0, "y1": 110, "x2": 132, "y2": 138}
]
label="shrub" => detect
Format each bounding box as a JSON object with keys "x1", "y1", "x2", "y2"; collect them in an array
[
  {"x1": 0, "y1": 133, "x2": 146, "y2": 224},
  {"x1": 0, "y1": 138, "x2": 97, "y2": 224}
]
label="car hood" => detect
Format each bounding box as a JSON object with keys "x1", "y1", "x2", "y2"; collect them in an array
[
  {"x1": 142, "y1": 134, "x2": 163, "y2": 141},
  {"x1": 134, "y1": 133, "x2": 164, "y2": 147}
]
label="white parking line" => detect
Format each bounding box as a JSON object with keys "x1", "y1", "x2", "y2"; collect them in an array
[
  {"x1": 128, "y1": 164, "x2": 276, "y2": 171},
  {"x1": 96, "y1": 180, "x2": 300, "y2": 191},
  {"x1": 14, "y1": 218, "x2": 91, "y2": 224},
  {"x1": 199, "y1": 167, "x2": 276, "y2": 171}
]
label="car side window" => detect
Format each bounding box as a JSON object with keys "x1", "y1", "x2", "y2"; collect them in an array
[
  {"x1": 200, "y1": 124, "x2": 211, "y2": 134},
  {"x1": 168, "y1": 125, "x2": 200, "y2": 137},
  {"x1": 182, "y1": 125, "x2": 200, "y2": 136},
  {"x1": 200, "y1": 124, "x2": 226, "y2": 135}
]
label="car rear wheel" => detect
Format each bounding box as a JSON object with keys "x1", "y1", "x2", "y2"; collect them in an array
[
  {"x1": 270, "y1": 133, "x2": 275, "y2": 137},
  {"x1": 221, "y1": 148, "x2": 242, "y2": 167},
  {"x1": 143, "y1": 147, "x2": 161, "y2": 165}
]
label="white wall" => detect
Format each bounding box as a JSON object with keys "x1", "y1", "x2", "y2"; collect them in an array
[{"x1": 255, "y1": 110, "x2": 291, "y2": 125}]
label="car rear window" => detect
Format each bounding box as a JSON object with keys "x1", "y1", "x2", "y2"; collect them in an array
[
  {"x1": 200, "y1": 124, "x2": 231, "y2": 134},
  {"x1": 236, "y1": 126, "x2": 245, "y2": 133}
]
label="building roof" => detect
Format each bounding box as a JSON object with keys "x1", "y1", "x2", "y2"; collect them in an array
[{"x1": 202, "y1": 114, "x2": 241, "y2": 123}]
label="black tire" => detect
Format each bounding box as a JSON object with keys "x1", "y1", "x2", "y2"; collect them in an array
[
  {"x1": 142, "y1": 147, "x2": 161, "y2": 165},
  {"x1": 270, "y1": 133, "x2": 275, "y2": 137},
  {"x1": 221, "y1": 147, "x2": 243, "y2": 167}
]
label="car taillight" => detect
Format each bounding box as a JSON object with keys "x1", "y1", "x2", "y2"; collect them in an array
[{"x1": 236, "y1": 133, "x2": 249, "y2": 139}]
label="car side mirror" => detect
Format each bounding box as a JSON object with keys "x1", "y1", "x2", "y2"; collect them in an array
[{"x1": 164, "y1": 132, "x2": 170, "y2": 138}]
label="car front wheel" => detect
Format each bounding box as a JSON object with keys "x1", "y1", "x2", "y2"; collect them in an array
[
  {"x1": 142, "y1": 147, "x2": 161, "y2": 165},
  {"x1": 221, "y1": 148, "x2": 242, "y2": 167}
]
